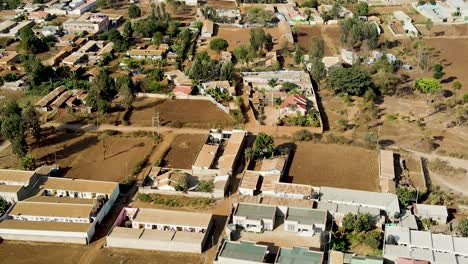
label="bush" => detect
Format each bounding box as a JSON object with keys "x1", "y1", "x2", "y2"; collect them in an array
[
  {"x1": 292, "y1": 129, "x2": 319, "y2": 141},
  {"x1": 209, "y1": 38, "x2": 229, "y2": 52},
  {"x1": 364, "y1": 230, "x2": 382, "y2": 249},
  {"x1": 458, "y1": 218, "x2": 468, "y2": 237},
  {"x1": 396, "y1": 186, "x2": 417, "y2": 207},
  {"x1": 198, "y1": 180, "x2": 214, "y2": 193},
  {"x1": 137, "y1": 193, "x2": 214, "y2": 209}
]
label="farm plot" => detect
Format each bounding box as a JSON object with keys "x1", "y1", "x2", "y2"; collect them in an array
[
  {"x1": 30, "y1": 131, "x2": 154, "y2": 182},
  {"x1": 129, "y1": 97, "x2": 233, "y2": 129},
  {"x1": 215, "y1": 26, "x2": 283, "y2": 51},
  {"x1": 296, "y1": 25, "x2": 341, "y2": 56},
  {"x1": 288, "y1": 143, "x2": 379, "y2": 191},
  {"x1": 162, "y1": 134, "x2": 207, "y2": 169}
]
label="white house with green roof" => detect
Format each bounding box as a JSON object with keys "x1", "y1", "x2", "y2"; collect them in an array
[
  {"x1": 233, "y1": 203, "x2": 277, "y2": 232},
  {"x1": 284, "y1": 208, "x2": 328, "y2": 235},
  {"x1": 217, "y1": 240, "x2": 267, "y2": 264},
  {"x1": 275, "y1": 247, "x2": 323, "y2": 264}
]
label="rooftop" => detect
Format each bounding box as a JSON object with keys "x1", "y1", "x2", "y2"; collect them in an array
[
  {"x1": 277, "y1": 247, "x2": 323, "y2": 264},
  {"x1": 274, "y1": 183, "x2": 313, "y2": 197},
  {"x1": 286, "y1": 208, "x2": 327, "y2": 226},
  {"x1": 132, "y1": 208, "x2": 212, "y2": 228},
  {"x1": 414, "y1": 204, "x2": 448, "y2": 217},
  {"x1": 0, "y1": 169, "x2": 36, "y2": 184},
  {"x1": 0, "y1": 219, "x2": 91, "y2": 232},
  {"x1": 239, "y1": 171, "x2": 261, "y2": 190},
  {"x1": 219, "y1": 241, "x2": 267, "y2": 262},
  {"x1": 235, "y1": 203, "x2": 276, "y2": 220},
  {"x1": 41, "y1": 177, "x2": 118, "y2": 195},
  {"x1": 8, "y1": 201, "x2": 94, "y2": 219},
  {"x1": 192, "y1": 144, "x2": 219, "y2": 169},
  {"x1": 379, "y1": 150, "x2": 395, "y2": 179}
]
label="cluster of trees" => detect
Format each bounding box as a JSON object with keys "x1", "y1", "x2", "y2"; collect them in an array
[
  {"x1": 233, "y1": 28, "x2": 274, "y2": 65},
  {"x1": 243, "y1": 7, "x2": 274, "y2": 25},
  {"x1": 244, "y1": 133, "x2": 275, "y2": 161},
  {"x1": 308, "y1": 38, "x2": 326, "y2": 83},
  {"x1": 356, "y1": 2, "x2": 370, "y2": 16},
  {"x1": 132, "y1": 3, "x2": 171, "y2": 38},
  {"x1": 333, "y1": 213, "x2": 382, "y2": 253},
  {"x1": 0, "y1": 0, "x2": 21, "y2": 10},
  {"x1": 187, "y1": 52, "x2": 234, "y2": 82},
  {"x1": 87, "y1": 69, "x2": 117, "y2": 113},
  {"x1": 0, "y1": 101, "x2": 40, "y2": 169},
  {"x1": 301, "y1": 0, "x2": 319, "y2": 8},
  {"x1": 285, "y1": 110, "x2": 321, "y2": 127},
  {"x1": 141, "y1": 68, "x2": 168, "y2": 94},
  {"x1": 128, "y1": 4, "x2": 141, "y2": 18},
  {"x1": 340, "y1": 17, "x2": 379, "y2": 50},
  {"x1": 99, "y1": 29, "x2": 129, "y2": 52},
  {"x1": 205, "y1": 87, "x2": 231, "y2": 102},
  {"x1": 328, "y1": 65, "x2": 373, "y2": 96},
  {"x1": 18, "y1": 26, "x2": 55, "y2": 54}
]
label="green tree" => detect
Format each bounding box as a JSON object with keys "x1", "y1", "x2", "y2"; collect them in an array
[
  {"x1": 308, "y1": 38, "x2": 325, "y2": 59},
  {"x1": 355, "y1": 213, "x2": 371, "y2": 232},
  {"x1": 21, "y1": 153, "x2": 36, "y2": 170},
  {"x1": 0, "y1": 197, "x2": 10, "y2": 214},
  {"x1": 1, "y1": 101, "x2": 27, "y2": 158},
  {"x1": 233, "y1": 44, "x2": 250, "y2": 64},
  {"x1": 342, "y1": 213, "x2": 355, "y2": 230},
  {"x1": 254, "y1": 133, "x2": 275, "y2": 158},
  {"x1": 294, "y1": 45, "x2": 303, "y2": 65},
  {"x1": 396, "y1": 187, "x2": 416, "y2": 207},
  {"x1": 452, "y1": 81, "x2": 462, "y2": 90},
  {"x1": 364, "y1": 230, "x2": 382, "y2": 249},
  {"x1": 328, "y1": 66, "x2": 373, "y2": 96},
  {"x1": 309, "y1": 56, "x2": 326, "y2": 83},
  {"x1": 123, "y1": 21, "x2": 133, "y2": 39},
  {"x1": 220, "y1": 61, "x2": 234, "y2": 81},
  {"x1": 425, "y1": 19, "x2": 433, "y2": 36},
  {"x1": 458, "y1": 218, "x2": 468, "y2": 237},
  {"x1": 250, "y1": 28, "x2": 266, "y2": 53},
  {"x1": 22, "y1": 102, "x2": 41, "y2": 142},
  {"x1": 87, "y1": 69, "x2": 116, "y2": 113},
  {"x1": 209, "y1": 38, "x2": 229, "y2": 52},
  {"x1": 152, "y1": 32, "x2": 163, "y2": 46},
  {"x1": 18, "y1": 26, "x2": 47, "y2": 54},
  {"x1": 128, "y1": 4, "x2": 141, "y2": 18},
  {"x1": 356, "y1": 2, "x2": 369, "y2": 16},
  {"x1": 116, "y1": 75, "x2": 134, "y2": 110},
  {"x1": 414, "y1": 78, "x2": 441, "y2": 93},
  {"x1": 198, "y1": 180, "x2": 214, "y2": 192}
]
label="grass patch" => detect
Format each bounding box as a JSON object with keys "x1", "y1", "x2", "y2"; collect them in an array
[{"x1": 137, "y1": 193, "x2": 215, "y2": 209}]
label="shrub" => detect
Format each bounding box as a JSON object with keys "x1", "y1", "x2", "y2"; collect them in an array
[
  {"x1": 209, "y1": 38, "x2": 229, "y2": 52},
  {"x1": 292, "y1": 129, "x2": 319, "y2": 141},
  {"x1": 198, "y1": 180, "x2": 214, "y2": 193},
  {"x1": 458, "y1": 218, "x2": 468, "y2": 237}
]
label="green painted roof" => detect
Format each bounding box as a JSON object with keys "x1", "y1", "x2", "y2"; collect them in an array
[
  {"x1": 219, "y1": 241, "x2": 266, "y2": 262},
  {"x1": 277, "y1": 247, "x2": 323, "y2": 264},
  {"x1": 235, "y1": 203, "x2": 276, "y2": 220},
  {"x1": 351, "y1": 256, "x2": 384, "y2": 264},
  {"x1": 286, "y1": 208, "x2": 327, "y2": 226}
]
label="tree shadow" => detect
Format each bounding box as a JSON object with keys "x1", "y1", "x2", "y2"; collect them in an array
[{"x1": 441, "y1": 76, "x2": 457, "y2": 84}]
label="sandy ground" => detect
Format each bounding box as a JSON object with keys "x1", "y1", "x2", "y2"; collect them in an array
[
  {"x1": 129, "y1": 97, "x2": 233, "y2": 129},
  {"x1": 296, "y1": 25, "x2": 341, "y2": 56},
  {"x1": 287, "y1": 142, "x2": 380, "y2": 191},
  {"x1": 162, "y1": 134, "x2": 207, "y2": 169},
  {"x1": 214, "y1": 26, "x2": 284, "y2": 52}
]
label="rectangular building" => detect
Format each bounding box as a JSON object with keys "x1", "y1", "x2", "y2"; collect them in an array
[
  {"x1": 233, "y1": 203, "x2": 277, "y2": 232},
  {"x1": 217, "y1": 240, "x2": 267, "y2": 264},
  {"x1": 63, "y1": 13, "x2": 109, "y2": 34},
  {"x1": 0, "y1": 169, "x2": 40, "y2": 203},
  {"x1": 284, "y1": 207, "x2": 327, "y2": 235}
]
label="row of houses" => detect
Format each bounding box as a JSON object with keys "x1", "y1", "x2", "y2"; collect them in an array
[
  {"x1": 35, "y1": 86, "x2": 88, "y2": 113},
  {"x1": 0, "y1": 168, "x2": 120, "y2": 244}
]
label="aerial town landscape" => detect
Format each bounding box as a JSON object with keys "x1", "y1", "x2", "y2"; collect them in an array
[{"x1": 0, "y1": 0, "x2": 467, "y2": 262}]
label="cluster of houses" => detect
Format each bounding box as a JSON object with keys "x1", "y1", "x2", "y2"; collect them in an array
[
  {"x1": 35, "y1": 86, "x2": 89, "y2": 113},
  {"x1": 0, "y1": 167, "x2": 119, "y2": 244},
  {"x1": 414, "y1": 0, "x2": 468, "y2": 23},
  {"x1": 140, "y1": 129, "x2": 246, "y2": 199}
]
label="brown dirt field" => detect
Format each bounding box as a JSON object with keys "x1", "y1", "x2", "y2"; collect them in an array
[
  {"x1": 296, "y1": 25, "x2": 341, "y2": 56},
  {"x1": 129, "y1": 97, "x2": 233, "y2": 128},
  {"x1": 93, "y1": 247, "x2": 205, "y2": 264},
  {"x1": 0, "y1": 241, "x2": 84, "y2": 264},
  {"x1": 288, "y1": 143, "x2": 380, "y2": 191},
  {"x1": 405, "y1": 156, "x2": 426, "y2": 189},
  {"x1": 162, "y1": 134, "x2": 207, "y2": 169},
  {"x1": 0, "y1": 241, "x2": 204, "y2": 264},
  {"x1": 207, "y1": 0, "x2": 237, "y2": 9},
  {"x1": 416, "y1": 24, "x2": 468, "y2": 37},
  {"x1": 423, "y1": 38, "x2": 468, "y2": 91},
  {"x1": 0, "y1": 145, "x2": 21, "y2": 169},
  {"x1": 31, "y1": 132, "x2": 154, "y2": 182},
  {"x1": 215, "y1": 27, "x2": 284, "y2": 51}
]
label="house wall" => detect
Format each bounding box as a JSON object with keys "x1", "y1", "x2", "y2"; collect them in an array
[
  {"x1": 217, "y1": 257, "x2": 263, "y2": 264},
  {"x1": 10, "y1": 214, "x2": 91, "y2": 224},
  {"x1": 131, "y1": 221, "x2": 208, "y2": 233},
  {"x1": 107, "y1": 235, "x2": 204, "y2": 253},
  {"x1": 0, "y1": 228, "x2": 90, "y2": 244}
]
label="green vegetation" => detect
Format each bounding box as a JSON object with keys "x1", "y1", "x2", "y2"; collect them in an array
[
  {"x1": 253, "y1": 132, "x2": 275, "y2": 159},
  {"x1": 432, "y1": 64, "x2": 444, "y2": 79},
  {"x1": 414, "y1": 78, "x2": 441, "y2": 93},
  {"x1": 396, "y1": 186, "x2": 418, "y2": 207},
  {"x1": 452, "y1": 81, "x2": 462, "y2": 90},
  {"x1": 301, "y1": 0, "x2": 318, "y2": 8},
  {"x1": 18, "y1": 26, "x2": 52, "y2": 54},
  {"x1": 128, "y1": 4, "x2": 141, "y2": 18},
  {"x1": 356, "y1": 2, "x2": 370, "y2": 16},
  {"x1": 0, "y1": 197, "x2": 10, "y2": 215},
  {"x1": 209, "y1": 38, "x2": 229, "y2": 52},
  {"x1": 87, "y1": 69, "x2": 117, "y2": 113},
  {"x1": 99, "y1": 29, "x2": 129, "y2": 52},
  {"x1": 198, "y1": 180, "x2": 214, "y2": 193},
  {"x1": 458, "y1": 218, "x2": 468, "y2": 237},
  {"x1": 340, "y1": 17, "x2": 379, "y2": 50},
  {"x1": 244, "y1": 7, "x2": 273, "y2": 26},
  {"x1": 285, "y1": 110, "x2": 321, "y2": 127},
  {"x1": 137, "y1": 193, "x2": 214, "y2": 209},
  {"x1": 292, "y1": 129, "x2": 320, "y2": 142},
  {"x1": 328, "y1": 66, "x2": 373, "y2": 96}
]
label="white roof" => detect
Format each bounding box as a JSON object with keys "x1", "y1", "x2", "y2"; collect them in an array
[
  {"x1": 432, "y1": 233, "x2": 454, "y2": 252},
  {"x1": 434, "y1": 251, "x2": 457, "y2": 264},
  {"x1": 320, "y1": 187, "x2": 400, "y2": 216},
  {"x1": 410, "y1": 230, "x2": 433, "y2": 249},
  {"x1": 393, "y1": 11, "x2": 412, "y2": 22},
  {"x1": 415, "y1": 204, "x2": 448, "y2": 217},
  {"x1": 386, "y1": 226, "x2": 410, "y2": 245},
  {"x1": 411, "y1": 248, "x2": 433, "y2": 262},
  {"x1": 454, "y1": 236, "x2": 468, "y2": 255}
]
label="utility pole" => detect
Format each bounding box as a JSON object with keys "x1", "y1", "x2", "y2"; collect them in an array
[{"x1": 152, "y1": 112, "x2": 160, "y2": 138}]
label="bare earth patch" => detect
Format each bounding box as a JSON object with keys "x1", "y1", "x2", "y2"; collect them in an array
[
  {"x1": 162, "y1": 134, "x2": 207, "y2": 169},
  {"x1": 288, "y1": 142, "x2": 380, "y2": 191}
]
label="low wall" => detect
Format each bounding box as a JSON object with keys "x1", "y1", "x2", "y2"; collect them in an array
[
  {"x1": 135, "y1": 93, "x2": 230, "y2": 114},
  {"x1": 138, "y1": 187, "x2": 214, "y2": 198}
]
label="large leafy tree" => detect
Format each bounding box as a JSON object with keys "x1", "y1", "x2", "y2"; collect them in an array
[
  {"x1": 254, "y1": 133, "x2": 275, "y2": 159},
  {"x1": 18, "y1": 26, "x2": 47, "y2": 54},
  {"x1": 128, "y1": 4, "x2": 141, "y2": 18},
  {"x1": 414, "y1": 78, "x2": 441, "y2": 93},
  {"x1": 209, "y1": 38, "x2": 229, "y2": 52},
  {"x1": 250, "y1": 28, "x2": 267, "y2": 53},
  {"x1": 356, "y1": 2, "x2": 369, "y2": 16},
  {"x1": 1, "y1": 101, "x2": 27, "y2": 158},
  {"x1": 22, "y1": 102, "x2": 41, "y2": 142},
  {"x1": 87, "y1": 69, "x2": 117, "y2": 113},
  {"x1": 328, "y1": 66, "x2": 373, "y2": 96}
]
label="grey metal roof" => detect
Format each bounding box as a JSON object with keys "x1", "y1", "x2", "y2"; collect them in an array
[
  {"x1": 285, "y1": 208, "x2": 326, "y2": 226},
  {"x1": 410, "y1": 230, "x2": 433, "y2": 249},
  {"x1": 235, "y1": 203, "x2": 276, "y2": 220},
  {"x1": 432, "y1": 233, "x2": 454, "y2": 252},
  {"x1": 277, "y1": 247, "x2": 323, "y2": 264},
  {"x1": 219, "y1": 241, "x2": 267, "y2": 262}
]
